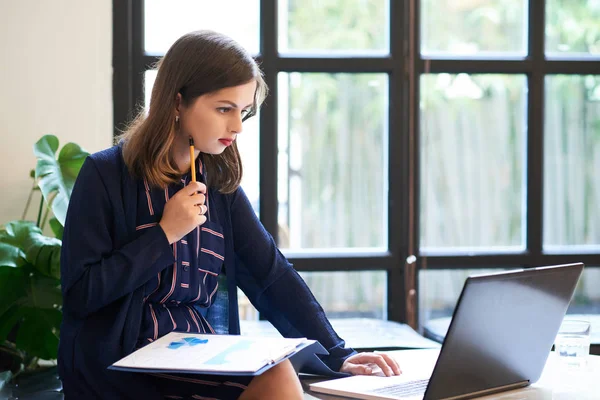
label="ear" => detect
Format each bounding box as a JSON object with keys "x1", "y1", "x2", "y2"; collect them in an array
[{"x1": 175, "y1": 93, "x2": 183, "y2": 115}]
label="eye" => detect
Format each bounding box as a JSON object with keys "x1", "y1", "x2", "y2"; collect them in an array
[
  {"x1": 217, "y1": 107, "x2": 232, "y2": 114},
  {"x1": 241, "y1": 109, "x2": 251, "y2": 118}
]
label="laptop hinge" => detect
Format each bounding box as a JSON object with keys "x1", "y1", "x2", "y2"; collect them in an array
[{"x1": 438, "y1": 380, "x2": 530, "y2": 400}]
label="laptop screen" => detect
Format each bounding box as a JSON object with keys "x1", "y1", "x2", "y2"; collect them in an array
[{"x1": 424, "y1": 263, "x2": 583, "y2": 399}]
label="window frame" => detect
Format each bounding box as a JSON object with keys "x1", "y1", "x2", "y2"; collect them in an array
[{"x1": 113, "y1": 0, "x2": 600, "y2": 328}]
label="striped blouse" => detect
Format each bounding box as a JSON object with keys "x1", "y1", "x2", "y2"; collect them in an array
[{"x1": 135, "y1": 166, "x2": 225, "y2": 348}]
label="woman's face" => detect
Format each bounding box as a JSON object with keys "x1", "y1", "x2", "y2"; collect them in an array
[{"x1": 177, "y1": 79, "x2": 257, "y2": 154}]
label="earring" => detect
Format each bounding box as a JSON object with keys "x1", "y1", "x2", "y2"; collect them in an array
[{"x1": 175, "y1": 115, "x2": 180, "y2": 123}]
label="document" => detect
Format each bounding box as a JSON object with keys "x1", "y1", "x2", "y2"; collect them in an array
[{"x1": 110, "y1": 332, "x2": 324, "y2": 376}]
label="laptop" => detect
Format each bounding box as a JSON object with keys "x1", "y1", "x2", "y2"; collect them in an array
[{"x1": 310, "y1": 263, "x2": 584, "y2": 400}]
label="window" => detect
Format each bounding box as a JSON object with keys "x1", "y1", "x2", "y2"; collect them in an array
[{"x1": 114, "y1": 0, "x2": 600, "y2": 328}]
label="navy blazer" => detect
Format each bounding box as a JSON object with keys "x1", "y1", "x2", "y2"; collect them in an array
[{"x1": 58, "y1": 145, "x2": 356, "y2": 399}]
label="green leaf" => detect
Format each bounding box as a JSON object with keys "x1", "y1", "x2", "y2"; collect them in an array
[
  {"x1": 23, "y1": 272, "x2": 62, "y2": 310},
  {"x1": 34, "y1": 135, "x2": 89, "y2": 226},
  {"x1": 49, "y1": 217, "x2": 64, "y2": 240},
  {"x1": 0, "y1": 221, "x2": 39, "y2": 269},
  {"x1": 0, "y1": 221, "x2": 41, "y2": 248},
  {"x1": 0, "y1": 267, "x2": 27, "y2": 319},
  {"x1": 0, "y1": 306, "x2": 24, "y2": 342},
  {"x1": 0, "y1": 266, "x2": 62, "y2": 360},
  {"x1": 15, "y1": 307, "x2": 61, "y2": 360},
  {"x1": 0, "y1": 242, "x2": 26, "y2": 268},
  {"x1": 23, "y1": 231, "x2": 61, "y2": 279},
  {"x1": 0, "y1": 221, "x2": 61, "y2": 279}
]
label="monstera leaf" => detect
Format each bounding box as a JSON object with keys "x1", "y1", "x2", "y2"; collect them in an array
[
  {"x1": 0, "y1": 221, "x2": 60, "y2": 279},
  {"x1": 0, "y1": 135, "x2": 87, "y2": 370},
  {"x1": 0, "y1": 266, "x2": 62, "y2": 360},
  {"x1": 34, "y1": 135, "x2": 89, "y2": 226}
]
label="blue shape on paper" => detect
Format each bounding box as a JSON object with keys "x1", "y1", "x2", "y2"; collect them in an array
[
  {"x1": 205, "y1": 340, "x2": 253, "y2": 365},
  {"x1": 167, "y1": 337, "x2": 209, "y2": 349},
  {"x1": 183, "y1": 337, "x2": 209, "y2": 345}
]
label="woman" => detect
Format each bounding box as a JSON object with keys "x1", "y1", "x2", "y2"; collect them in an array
[{"x1": 58, "y1": 30, "x2": 400, "y2": 400}]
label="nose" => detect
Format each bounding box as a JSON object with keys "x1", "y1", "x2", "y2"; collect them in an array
[{"x1": 229, "y1": 114, "x2": 243, "y2": 134}]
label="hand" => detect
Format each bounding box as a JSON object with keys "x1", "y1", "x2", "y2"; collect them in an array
[
  {"x1": 159, "y1": 181, "x2": 207, "y2": 244},
  {"x1": 340, "y1": 352, "x2": 402, "y2": 377}
]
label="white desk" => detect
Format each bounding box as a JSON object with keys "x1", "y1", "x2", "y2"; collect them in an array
[
  {"x1": 302, "y1": 349, "x2": 600, "y2": 399},
  {"x1": 241, "y1": 319, "x2": 441, "y2": 350}
]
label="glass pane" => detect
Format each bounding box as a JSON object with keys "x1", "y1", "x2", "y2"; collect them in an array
[
  {"x1": 238, "y1": 288, "x2": 259, "y2": 321},
  {"x1": 237, "y1": 115, "x2": 260, "y2": 215},
  {"x1": 279, "y1": 0, "x2": 388, "y2": 54},
  {"x1": 419, "y1": 267, "x2": 600, "y2": 336},
  {"x1": 419, "y1": 268, "x2": 502, "y2": 326},
  {"x1": 144, "y1": 70, "x2": 157, "y2": 111},
  {"x1": 299, "y1": 271, "x2": 387, "y2": 318},
  {"x1": 277, "y1": 73, "x2": 388, "y2": 250},
  {"x1": 567, "y1": 267, "x2": 600, "y2": 314},
  {"x1": 144, "y1": 70, "x2": 260, "y2": 215},
  {"x1": 544, "y1": 75, "x2": 600, "y2": 249},
  {"x1": 421, "y1": 0, "x2": 527, "y2": 55},
  {"x1": 420, "y1": 74, "x2": 526, "y2": 251},
  {"x1": 546, "y1": 0, "x2": 600, "y2": 55},
  {"x1": 144, "y1": 0, "x2": 260, "y2": 55}
]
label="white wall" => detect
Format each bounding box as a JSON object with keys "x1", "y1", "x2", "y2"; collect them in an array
[{"x1": 0, "y1": 0, "x2": 113, "y2": 224}]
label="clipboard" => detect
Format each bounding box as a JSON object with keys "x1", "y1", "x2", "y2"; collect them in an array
[{"x1": 109, "y1": 332, "x2": 329, "y2": 376}]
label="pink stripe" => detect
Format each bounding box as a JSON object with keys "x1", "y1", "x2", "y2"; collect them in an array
[
  {"x1": 136, "y1": 222, "x2": 157, "y2": 231},
  {"x1": 149, "y1": 304, "x2": 158, "y2": 340},
  {"x1": 191, "y1": 279, "x2": 202, "y2": 302},
  {"x1": 201, "y1": 227, "x2": 223, "y2": 238},
  {"x1": 208, "y1": 283, "x2": 219, "y2": 305},
  {"x1": 200, "y1": 248, "x2": 224, "y2": 261},
  {"x1": 224, "y1": 381, "x2": 248, "y2": 390},
  {"x1": 196, "y1": 226, "x2": 200, "y2": 257},
  {"x1": 198, "y1": 268, "x2": 218, "y2": 276},
  {"x1": 164, "y1": 304, "x2": 177, "y2": 330},
  {"x1": 191, "y1": 307, "x2": 208, "y2": 334},
  {"x1": 204, "y1": 316, "x2": 216, "y2": 334},
  {"x1": 181, "y1": 261, "x2": 190, "y2": 266},
  {"x1": 143, "y1": 178, "x2": 154, "y2": 215},
  {"x1": 181, "y1": 283, "x2": 189, "y2": 288},
  {"x1": 150, "y1": 373, "x2": 218, "y2": 386},
  {"x1": 181, "y1": 239, "x2": 188, "y2": 244},
  {"x1": 187, "y1": 306, "x2": 201, "y2": 332},
  {"x1": 186, "y1": 321, "x2": 190, "y2": 332},
  {"x1": 164, "y1": 187, "x2": 169, "y2": 202}
]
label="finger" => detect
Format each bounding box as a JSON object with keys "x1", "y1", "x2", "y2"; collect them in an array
[
  {"x1": 348, "y1": 353, "x2": 394, "y2": 377},
  {"x1": 195, "y1": 215, "x2": 207, "y2": 226},
  {"x1": 184, "y1": 181, "x2": 207, "y2": 194},
  {"x1": 341, "y1": 363, "x2": 373, "y2": 376},
  {"x1": 370, "y1": 355, "x2": 395, "y2": 377},
  {"x1": 188, "y1": 193, "x2": 206, "y2": 206},
  {"x1": 378, "y1": 353, "x2": 402, "y2": 375}
]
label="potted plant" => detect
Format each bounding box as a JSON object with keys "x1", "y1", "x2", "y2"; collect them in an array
[{"x1": 0, "y1": 135, "x2": 88, "y2": 388}]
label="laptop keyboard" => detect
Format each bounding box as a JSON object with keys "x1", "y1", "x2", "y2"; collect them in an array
[{"x1": 368, "y1": 379, "x2": 429, "y2": 397}]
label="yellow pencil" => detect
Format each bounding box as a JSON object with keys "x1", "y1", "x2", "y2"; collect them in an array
[{"x1": 189, "y1": 137, "x2": 196, "y2": 182}]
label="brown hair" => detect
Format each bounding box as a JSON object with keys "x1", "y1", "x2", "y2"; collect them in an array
[{"x1": 120, "y1": 30, "x2": 268, "y2": 193}]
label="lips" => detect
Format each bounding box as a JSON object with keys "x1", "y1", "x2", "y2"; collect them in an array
[{"x1": 218, "y1": 139, "x2": 234, "y2": 146}]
